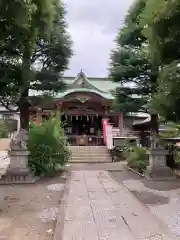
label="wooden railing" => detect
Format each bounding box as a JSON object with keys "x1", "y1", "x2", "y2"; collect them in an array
[{"x1": 67, "y1": 135, "x2": 104, "y2": 146}]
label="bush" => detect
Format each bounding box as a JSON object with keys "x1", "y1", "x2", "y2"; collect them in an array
[
  {"x1": 168, "y1": 145, "x2": 180, "y2": 169},
  {"x1": 5, "y1": 119, "x2": 18, "y2": 132},
  {"x1": 0, "y1": 119, "x2": 18, "y2": 138},
  {"x1": 28, "y1": 112, "x2": 71, "y2": 176},
  {"x1": 160, "y1": 123, "x2": 180, "y2": 138},
  {"x1": 111, "y1": 145, "x2": 131, "y2": 161},
  {"x1": 0, "y1": 120, "x2": 9, "y2": 138},
  {"x1": 127, "y1": 146, "x2": 148, "y2": 174}
]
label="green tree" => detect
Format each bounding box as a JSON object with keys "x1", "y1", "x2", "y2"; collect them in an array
[
  {"x1": 0, "y1": 121, "x2": 9, "y2": 138},
  {"x1": 151, "y1": 62, "x2": 180, "y2": 122},
  {"x1": 0, "y1": 0, "x2": 72, "y2": 130},
  {"x1": 141, "y1": 0, "x2": 180, "y2": 65},
  {"x1": 109, "y1": 0, "x2": 158, "y2": 131},
  {"x1": 140, "y1": 0, "x2": 180, "y2": 122}
]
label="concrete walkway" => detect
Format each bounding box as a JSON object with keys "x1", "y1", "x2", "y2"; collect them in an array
[{"x1": 61, "y1": 171, "x2": 176, "y2": 240}]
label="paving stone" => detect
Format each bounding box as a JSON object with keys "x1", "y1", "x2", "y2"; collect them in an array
[{"x1": 61, "y1": 170, "x2": 176, "y2": 240}]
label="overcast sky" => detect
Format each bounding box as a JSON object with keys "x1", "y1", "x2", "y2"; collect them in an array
[{"x1": 63, "y1": 0, "x2": 134, "y2": 77}]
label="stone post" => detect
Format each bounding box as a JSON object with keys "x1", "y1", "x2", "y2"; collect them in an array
[
  {"x1": 119, "y1": 112, "x2": 124, "y2": 136},
  {"x1": 0, "y1": 129, "x2": 37, "y2": 184},
  {"x1": 145, "y1": 147, "x2": 176, "y2": 180},
  {"x1": 14, "y1": 113, "x2": 20, "y2": 132}
]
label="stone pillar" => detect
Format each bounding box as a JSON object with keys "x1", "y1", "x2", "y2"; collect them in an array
[
  {"x1": 14, "y1": 113, "x2": 20, "y2": 132},
  {"x1": 7, "y1": 149, "x2": 29, "y2": 173},
  {"x1": 145, "y1": 147, "x2": 176, "y2": 180},
  {"x1": 119, "y1": 112, "x2": 124, "y2": 136}
]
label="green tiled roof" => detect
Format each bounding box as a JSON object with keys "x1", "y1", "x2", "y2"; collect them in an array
[
  {"x1": 53, "y1": 71, "x2": 121, "y2": 99},
  {"x1": 54, "y1": 88, "x2": 114, "y2": 100},
  {"x1": 63, "y1": 77, "x2": 121, "y2": 93},
  {"x1": 29, "y1": 71, "x2": 119, "y2": 100},
  {"x1": 88, "y1": 80, "x2": 120, "y2": 92}
]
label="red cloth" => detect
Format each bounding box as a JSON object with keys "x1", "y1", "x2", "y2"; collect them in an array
[{"x1": 36, "y1": 119, "x2": 41, "y2": 125}]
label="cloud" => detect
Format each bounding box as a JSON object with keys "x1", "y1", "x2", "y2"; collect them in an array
[{"x1": 64, "y1": 0, "x2": 135, "y2": 77}]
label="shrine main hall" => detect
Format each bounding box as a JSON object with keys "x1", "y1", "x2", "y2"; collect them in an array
[{"x1": 29, "y1": 70, "x2": 148, "y2": 145}]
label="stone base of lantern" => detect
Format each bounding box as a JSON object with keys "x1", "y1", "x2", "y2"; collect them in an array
[
  {"x1": 144, "y1": 147, "x2": 177, "y2": 181},
  {"x1": 0, "y1": 150, "x2": 38, "y2": 184},
  {"x1": 145, "y1": 165, "x2": 176, "y2": 181}
]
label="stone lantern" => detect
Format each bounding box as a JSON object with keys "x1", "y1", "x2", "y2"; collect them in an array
[
  {"x1": 145, "y1": 133, "x2": 176, "y2": 180},
  {"x1": 0, "y1": 129, "x2": 37, "y2": 184}
]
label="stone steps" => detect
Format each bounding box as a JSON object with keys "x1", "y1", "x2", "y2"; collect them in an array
[
  {"x1": 69, "y1": 146, "x2": 111, "y2": 163},
  {"x1": 70, "y1": 153, "x2": 110, "y2": 157},
  {"x1": 69, "y1": 158, "x2": 110, "y2": 163}
]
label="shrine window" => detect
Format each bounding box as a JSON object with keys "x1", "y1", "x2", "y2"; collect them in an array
[{"x1": 67, "y1": 107, "x2": 78, "y2": 111}]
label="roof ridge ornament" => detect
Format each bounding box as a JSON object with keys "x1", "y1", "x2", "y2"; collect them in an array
[
  {"x1": 77, "y1": 69, "x2": 86, "y2": 87},
  {"x1": 79, "y1": 69, "x2": 84, "y2": 77}
]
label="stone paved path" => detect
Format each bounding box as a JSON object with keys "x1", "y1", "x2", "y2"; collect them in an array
[{"x1": 61, "y1": 171, "x2": 176, "y2": 240}]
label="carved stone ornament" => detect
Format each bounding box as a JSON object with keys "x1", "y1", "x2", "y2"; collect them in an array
[
  {"x1": 10, "y1": 129, "x2": 28, "y2": 150},
  {"x1": 150, "y1": 132, "x2": 163, "y2": 148},
  {"x1": 76, "y1": 96, "x2": 89, "y2": 103}
]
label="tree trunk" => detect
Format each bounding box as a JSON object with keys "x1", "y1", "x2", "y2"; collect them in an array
[
  {"x1": 19, "y1": 46, "x2": 31, "y2": 131},
  {"x1": 150, "y1": 113, "x2": 159, "y2": 134},
  {"x1": 19, "y1": 88, "x2": 30, "y2": 131}
]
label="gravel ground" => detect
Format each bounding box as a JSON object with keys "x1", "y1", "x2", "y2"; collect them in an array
[
  {"x1": 110, "y1": 169, "x2": 180, "y2": 238},
  {"x1": 0, "y1": 174, "x2": 66, "y2": 240}
]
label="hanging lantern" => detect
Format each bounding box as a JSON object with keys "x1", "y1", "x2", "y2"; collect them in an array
[
  {"x1": 76, "y1": 116, "x2": 78, "y2": 120},
  {"x1": 87, "y1": 115, "x2": 89, "y2": 121}
]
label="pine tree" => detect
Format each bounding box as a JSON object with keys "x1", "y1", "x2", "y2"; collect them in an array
[
  {"x1": 109, "y1": 0, "x2": 158, "y2": 132},
  {"x1": 141, "y1": 0, "x2": 180, "y2": 122}
]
